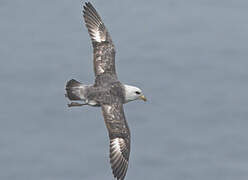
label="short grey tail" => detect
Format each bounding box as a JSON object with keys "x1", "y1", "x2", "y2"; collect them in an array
[{"x1": 65, "y1": 79, "x2": 84, "y2": 101}]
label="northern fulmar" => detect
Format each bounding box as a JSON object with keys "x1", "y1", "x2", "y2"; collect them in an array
[{"x1": 65, "y1": 2, "x2": 146, "y2": 180}]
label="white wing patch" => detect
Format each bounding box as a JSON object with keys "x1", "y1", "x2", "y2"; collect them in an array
[
  {"x1": 111, "y1": 138, "x2": 122, "y2": 153},
  {"x1": 93, "y1": 31, "x2": 101, "y2": 42},
  {"x1": 91, "y1": 29, "x2": 105, "y2": 42}
]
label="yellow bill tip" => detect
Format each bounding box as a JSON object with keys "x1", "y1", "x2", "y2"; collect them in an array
[{"x1": 140, "y1": 95, "x2": 147, "y2": 102}]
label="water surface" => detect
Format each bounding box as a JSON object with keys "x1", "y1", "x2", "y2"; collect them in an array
[{"x1": 1, "y1": 0, "x2": 248, "y2": 179}]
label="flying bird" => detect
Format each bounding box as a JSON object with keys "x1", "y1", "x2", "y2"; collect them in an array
[{"x1": 65, "y1": 2, "x2": 146, "y2": 180}]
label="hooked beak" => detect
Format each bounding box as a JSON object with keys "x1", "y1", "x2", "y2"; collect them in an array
[{"x1": 140, "y1": 95, "x2": 147, "y2": 102}]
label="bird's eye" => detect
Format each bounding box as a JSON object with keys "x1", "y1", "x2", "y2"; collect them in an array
[{"x1": 135, "y1": 91, "x2": 141, "y2": 95}]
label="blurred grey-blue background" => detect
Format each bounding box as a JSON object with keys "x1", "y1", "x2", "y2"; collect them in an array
[{"x1": 1, "y1": 0, "x2": 248, "y2": 179}]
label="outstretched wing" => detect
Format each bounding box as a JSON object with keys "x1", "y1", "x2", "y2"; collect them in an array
[
  {"x1": 101, "y1": 99, "x2": 130, "y2": 180},
  {"x1": 83, "y1": 2, "x2": 117, "y2": 77}
]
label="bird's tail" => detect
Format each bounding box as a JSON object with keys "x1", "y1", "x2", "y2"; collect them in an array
[{"x1": 65, "y1": 79, "x2": 86, "y2": 101}]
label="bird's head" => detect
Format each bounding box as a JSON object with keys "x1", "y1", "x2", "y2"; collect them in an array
[{"x1": 124, "y1": 84, "x2": 147, "y2": 103}]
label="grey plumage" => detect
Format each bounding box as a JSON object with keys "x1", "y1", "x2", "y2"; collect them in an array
[
  {"x1": 83, "y1": 2, "x2": 116, "y2": 77},
  {"x1": 102, "y1": 102, "x2": 130, "y2": 180},
  {"x1": 65, "y1": 2, "x2": 145, "y2": 180},
  {"x1": 65, "y1": 79, "x2": 84, "y2": 100}
]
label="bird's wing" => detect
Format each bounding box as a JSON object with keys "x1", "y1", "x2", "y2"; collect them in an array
[
  {"x1": 101, "y1": 99, "x2": 130, "y2": 180},
  {"x1": 83, "y1": 2, "x2": 117, "y2": 78}
]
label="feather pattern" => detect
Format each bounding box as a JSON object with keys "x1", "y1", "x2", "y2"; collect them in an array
[
  {"x1": 83, "y1": 2, "x2": 116, "y2": 77},
  {"x1": 82, "y1": 3, "x2": 132, "y2": 180},
  {"x1": 66, "y1": 3, "x2": 146, "y2": 179},
  {"x1": 101, "y1": 100, "x2": 130, "y2": 180}
]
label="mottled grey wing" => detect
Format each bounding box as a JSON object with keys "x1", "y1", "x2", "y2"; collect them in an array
[
  {"x1": 83, "y1": 2, "x2": 117, "y2": 77},
  {"x1": 101, "y1": 100, "x2": 130, "y2": 180}
]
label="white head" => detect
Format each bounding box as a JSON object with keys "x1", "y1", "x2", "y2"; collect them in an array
[{"x1": 124, "y1": 84, "x2": 147, "y2": 103}]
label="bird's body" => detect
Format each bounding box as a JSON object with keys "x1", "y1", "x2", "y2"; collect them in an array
[
  {"x1": 66, "y1": 78, "x2": 144, "y2": 106},
  {"x1": 65, "y1": 2, "x2": 146, "y2": 180}
]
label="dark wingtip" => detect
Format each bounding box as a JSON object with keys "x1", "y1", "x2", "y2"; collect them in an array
[
  {"x1": 82, "y1": 1, "x2": 107, "y2": 43},
  {"x1": 109, "y1": 138, "x2": 129, "y2": 180},
  {"x1": 83, "y1": 2, "x2": 93, "y2": 12}
]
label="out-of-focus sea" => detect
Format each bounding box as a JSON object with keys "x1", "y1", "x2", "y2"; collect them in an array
[{"x1": 1, "y1": 0, "x2": 248, "y2": 179}]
